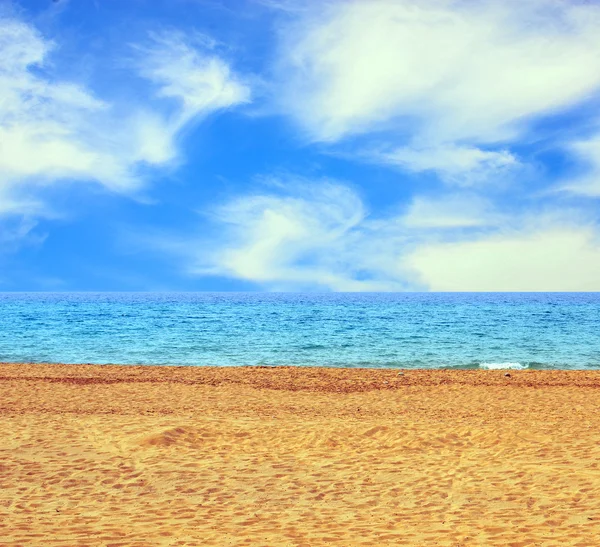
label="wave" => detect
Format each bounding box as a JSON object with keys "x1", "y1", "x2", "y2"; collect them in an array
[{"x1": 479, "y1": 362, "x2": 528, "y2": 370}]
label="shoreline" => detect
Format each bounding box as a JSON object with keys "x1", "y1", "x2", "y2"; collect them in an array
[
  {"x1": 2, "y1": 363, "x2": 600, "y2": 545},
  {"x1": 3, "y1": 361, "x2": 600, "y2": 388}
]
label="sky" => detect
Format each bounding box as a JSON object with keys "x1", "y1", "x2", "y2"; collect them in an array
[{"x1": 2, "y1": 0, "x2": 600, "y2": 291}]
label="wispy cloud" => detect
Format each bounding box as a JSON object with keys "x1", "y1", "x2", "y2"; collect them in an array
[
  {"x1": 0, "y1": 16, "x2": 250, "y2": 230},
  {"x1": 401, "y1": 193, "x2": 498, "y2": 229},
  {"x1": 147, "y1": 178, "x2": 600, "y2": 291},
  {"x1": 558, "y1": 133, "x2": 600, "y2": 196},
  {"x1": 0, "y1": 216, "x2": 46, "y2": 253},
  {"x1": 135, "y1": 31, "x2": 250, "y2": 126},
  {"x1": 271, "y1": 0, "x2": 600, "y2": 182},
  {"x1": 150, "y1": 179, "x2": 415, "y2": 291},
  {"x1": 371, "y1": 145, "x2": 518, "y2": 186}
]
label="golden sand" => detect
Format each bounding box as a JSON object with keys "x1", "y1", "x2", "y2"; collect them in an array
[{"x1": 1, "y1": 364, "x2": 600, "y2": 546}]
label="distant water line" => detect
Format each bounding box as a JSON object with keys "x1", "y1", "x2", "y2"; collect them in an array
[{"x1": 1, "y1": 292, "x2": 599, "y2": 369}]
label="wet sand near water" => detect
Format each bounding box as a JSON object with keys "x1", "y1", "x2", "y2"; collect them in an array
[{"x1": 2, "y1": 363, "x2": 600, "y2": 546}]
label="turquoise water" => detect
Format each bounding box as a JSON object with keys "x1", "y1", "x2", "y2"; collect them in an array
[{"x1": 0, "y1": 292, "x2": 599, "y2": 369}]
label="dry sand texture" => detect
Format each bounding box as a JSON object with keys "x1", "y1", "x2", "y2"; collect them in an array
[{"x1": 2, "y1": 364, "x2": 600, "y2": 546}]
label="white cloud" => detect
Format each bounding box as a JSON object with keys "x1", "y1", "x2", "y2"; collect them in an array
[
  {"x1": 272, "y1": 0, "x2": 600, "y2": 180},
  {"x1": 0, "y1": 17, "x2": 250, "y2": 220},
  {"x1": 165, "y1": 180, "x2": 600, "y2": 292},
  {"x1": 181, "y1": 180, "x2": 415, "y2": 291},
  {"x1": 374, "y1": 145, "x2": 518, "y2": 185},
  {"x1": 559, "y1": 134, "x2": 600, "y2": 196},
  {"x1": 0, "y1": 215, "x2": 46, "y2": 252},
  {"x1": 0, "y1": 18, "x2": 109, "y2": 195},
  {"x1": 407, "y1": 226, "x2": 600, "y2": 291},
  {"x1": 136, "y1": 31, "x2": 250, "y2": 124},
  {"x1": 402, "y1": 194, "x2": 496, "y2": 229}
]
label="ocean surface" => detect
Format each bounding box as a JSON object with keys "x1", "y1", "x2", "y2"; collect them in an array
[{"x1": 0, "y1": 292, "x2": 599, "y2": 369}]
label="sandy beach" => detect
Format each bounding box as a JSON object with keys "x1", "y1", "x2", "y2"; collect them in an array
[{"x1": 1, "y1": 364, "x2": 600, "y2": 546}]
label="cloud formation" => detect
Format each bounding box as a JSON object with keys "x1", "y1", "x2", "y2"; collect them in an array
[
  {"x1": 373, "y1": 145, "x2": 518, "y2": 186},
  {"x1": 136, "y1": 31, "x2": 250, "y2": 128},
  {"x1": 190, "y1": 181, "x2": 412, "y2": 291},
  {"x1": 4, "y1": 1, "x2": 600, "y2": 290},
  {"x1": 273, "y1": 0, "x2": 600, "y2": 181},
  {"x1": 401, "y1": 193, "x2": 497, "y2": 229},
  {"x1": 407, "y1": 226, "x2": 600, "y2": 291},
  {"x1": 166, "y1": 179, "x2": 600, "y2": 291},
  {"x1": 0, "y1": 17, "x2": 250, "y2": 220},
  {"x1": 559, "y1": 134, "x2": 600, "y2": 196}
]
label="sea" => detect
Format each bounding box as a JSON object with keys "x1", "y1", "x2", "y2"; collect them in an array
[{"x1": 0, "y1": 292, "x2": 599, "y2": 370}]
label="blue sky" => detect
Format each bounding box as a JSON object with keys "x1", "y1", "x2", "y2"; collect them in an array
[{"x1": 2, "y1": 0, "x2": 600, "y2": 291}]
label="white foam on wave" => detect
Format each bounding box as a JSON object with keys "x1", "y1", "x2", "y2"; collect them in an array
[{"x1": 479, "y1": 362, "x2": 528, "y2": 370}]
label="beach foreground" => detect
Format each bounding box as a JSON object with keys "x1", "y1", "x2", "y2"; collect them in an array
[{"x1": 1, "y1": 364, "x2": 600, "y2": 546}]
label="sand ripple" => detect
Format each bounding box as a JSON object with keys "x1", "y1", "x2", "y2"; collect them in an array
[{"x1": 1, "y1": 364, "x2": 600, "y2": 545}]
